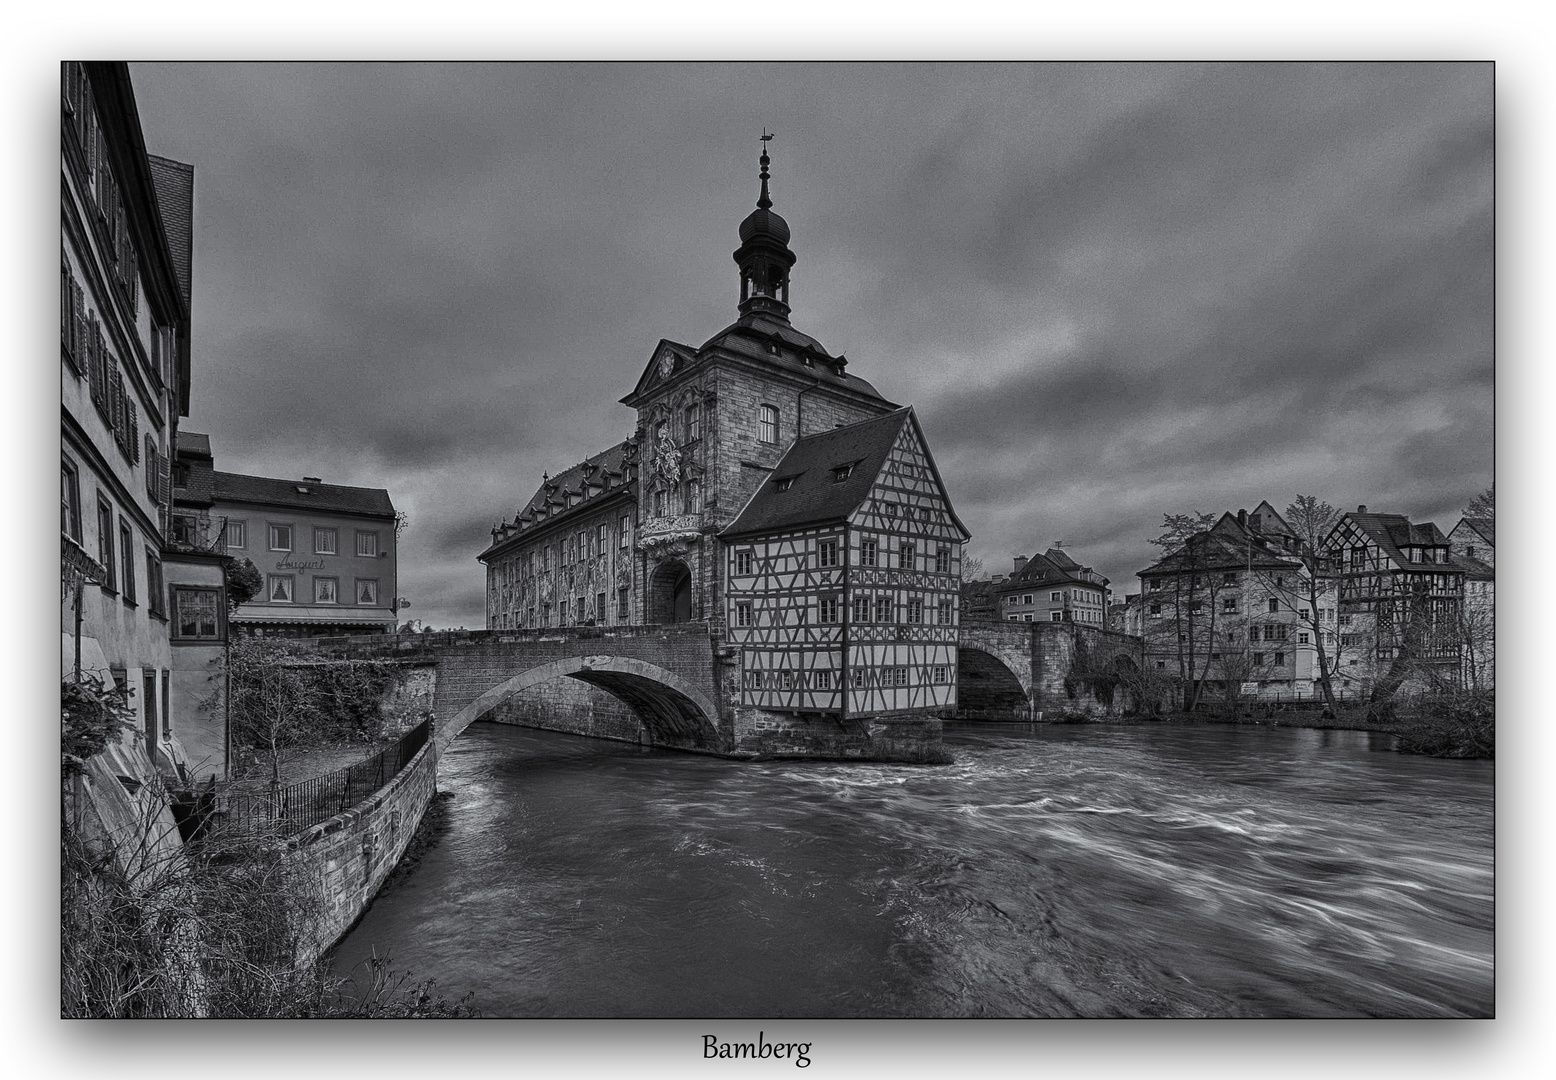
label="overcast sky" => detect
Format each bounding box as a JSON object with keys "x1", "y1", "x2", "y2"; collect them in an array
[{"x1": 128, "y1": 62, "x2": 1492, "y2": 629}]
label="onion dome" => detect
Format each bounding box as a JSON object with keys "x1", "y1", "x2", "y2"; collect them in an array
[{"x1": 734, "y1": 132, "x2": 798, "y2": 321}]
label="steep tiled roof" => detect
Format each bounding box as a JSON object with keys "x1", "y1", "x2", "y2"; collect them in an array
[
  {"x1": 697, "y1": 312, "x2": 889, "y2": 401},
  {"x1": 147, "y1": 155, "x2": 194, "y2": 308},
  {"x1": 211, "y1": 471, "x2": 395, "y2": 518},
  {"x1": 1006, "y1": 548, "x2": 1105, "y2": 588},
  {"x1": 1138, "y1": 512, "x2": 1300, "y2": 578},
  {"x1": 1458, "y1": 517, "x2": 1495, "y2": 547},
  {"x1": 482, "y1": 440, "x2": 637, "y2": 554},
  {"x1": 721, "y1": 408, "x2": 913, "y2": 538},
  {"x1": 1344, "y1": 513, "x2": 1455, "y2": 571},
  {"x1": 175, "y1": 430, "x2": 212, "y2": 458},
  {"x1": 1455, "y1": 553, "x2": 1494, "y2": 580}
]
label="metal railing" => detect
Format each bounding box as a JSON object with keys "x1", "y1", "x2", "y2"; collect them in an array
[{"x1": 211, "y1": 718, "x2": 429, "y2": 837}]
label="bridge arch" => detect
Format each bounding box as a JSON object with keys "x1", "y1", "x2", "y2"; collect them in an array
[
  {"x1": 955, "y1": 646, "x2": 1032, "y2": 721},
  {"x1": 439, "y1": 653, "x2": 723, "y2": 751}
]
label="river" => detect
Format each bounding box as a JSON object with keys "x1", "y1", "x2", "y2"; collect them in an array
[{"x1": 330, "y1": 721, "x2": 1493, "y2": 1018}]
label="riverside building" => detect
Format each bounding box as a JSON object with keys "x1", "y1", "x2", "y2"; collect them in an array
[
  {"x1": 479, "y1": 139, "x2": 969, "y2": 719},
  {"x1": 61, "y1": 62, "x2": 196, "y2": 782}
]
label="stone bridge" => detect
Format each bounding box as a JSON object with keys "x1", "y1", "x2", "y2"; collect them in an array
[
  {"x1": 956, "y1": 620, "x2": 1144, "y2": 721},
  {"x1": 308, "y1": 624, "x2": 730, "y2": 755}
]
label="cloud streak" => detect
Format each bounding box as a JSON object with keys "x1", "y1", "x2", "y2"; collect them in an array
[{"x1": 130, "y1": 62, "x2": 1492, "y2": 623}]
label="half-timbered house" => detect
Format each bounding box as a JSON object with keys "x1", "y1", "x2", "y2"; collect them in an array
[{"x1": 720, "y1": 407, "x2": 970, "y2": 719}]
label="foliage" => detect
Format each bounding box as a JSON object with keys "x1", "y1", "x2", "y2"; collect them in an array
[
  {"x1": 225, "y1": 557, "x2": 264, "y2": 611},
  {"x1": 61, "y1": 800, "x2": 479, "y2": 1017},
  {"x1": 1394, "y1": 692, "x2": 1494, "y2": 759},
  {"x1": 62, "y1": 675, "x2": 137, "y2": 777},
  {"x1": 211, "y1": 638, "x2": 408, "y2": 783},
  {"x1": 1463, "y1": 485, "x2": 1494, "y2": 520},
  {"x1": 962, "y1": 554, "x2": 985, "y2": 581}
]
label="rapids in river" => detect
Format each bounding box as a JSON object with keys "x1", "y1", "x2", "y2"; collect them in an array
[{"x1": 331, "y1": 721, "x2": 1493, "y2": 1018}]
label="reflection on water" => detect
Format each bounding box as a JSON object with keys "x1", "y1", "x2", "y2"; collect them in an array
[{"x1": 330, "y1": 721, "x2": 1493, "y2": 1017}]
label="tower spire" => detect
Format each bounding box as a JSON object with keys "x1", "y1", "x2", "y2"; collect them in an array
[
  {"x1": 734, "y1": 130, "x2": 796, "y2": 322},
  {"x1": 758, "y1": 129, "x2": 774, "y2": 210}
]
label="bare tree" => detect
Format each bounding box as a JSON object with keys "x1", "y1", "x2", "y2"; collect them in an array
[
  {"x1": 1146, "y1": 512, "x2": 1228, "y2": 711},
  {"x1": 1253, "y1": 495, "x2": 1347, "y2": 715},
  {"x1": 1463, "y1": 485, "x2": 1494, "y2": 520}
]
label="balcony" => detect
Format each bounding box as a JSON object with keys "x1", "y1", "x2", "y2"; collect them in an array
[{"x1": 167, "y1": 514, "x2": 229, "y2": 556}]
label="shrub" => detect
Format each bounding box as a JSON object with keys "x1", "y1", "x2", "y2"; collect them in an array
[{"x1": 62, "y1": 675, "x2": 137, "y2": 777}]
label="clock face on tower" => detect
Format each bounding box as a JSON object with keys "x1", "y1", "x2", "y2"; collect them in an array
[{"x1": 658, "y1": 352, "x2": 675, "y2": 379}]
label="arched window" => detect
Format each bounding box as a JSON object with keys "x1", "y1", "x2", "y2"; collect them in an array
[
  {"x1": 686, "y1": 478, "x2": 701, "y2": 515},
  {"x1": 758, "y1": 404, "x2": 778, "y2": 444}
]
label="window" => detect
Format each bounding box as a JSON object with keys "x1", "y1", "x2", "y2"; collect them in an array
[
  {"x1": 1299, "y1": 632, "x2": 1310, "y2": 644},
  {"x1": 884, "y1": 502, "x2": 898, "y2": 518},
  {"x1": 1150, "y1": 579, "x2": 1163, "y2": 591},
  {"x1": 97, "y1": 497, "x2": 116, "y2": 591},
  {"x1": 853, "y1": 595, "x2": 871, "y2": 623},
  {"x1": 597, "y1": 524, "x2": 608, "y2": 553},
  {"x1": 653, "y1": 489, "x2": 667, "y2": 516},
  {"x1": 735, "y1": 602, "x2": 752, "y2": 628},
  {"x1": 1223, "y1": 572, "x2": 1238, "y2": 585},
  {"x1": 758, "y1": 404, "x2": 778, "y2": 444},
  {"x1": 1149, "y1": 603, "x2": 1161, "y2": 615},
  {"x1": 780, "y1": 670, "x2": 795, "y2": 690},
  {"x1": 314, "y1": 527, "x2": 337, "y2": 555},
  {"x1": 226, "y1": 520, "x2": 246, "y2": 549},
  {"x1": 775, "y1": 477, "x2": 794, "y2": 492},
  {"x1": 596, "y1": 591, "x2": 606, "y2": 622},
  {"x1": 171, "y1": 513, "x2": 197, "y2": 545},
  {"x1": 62, "y1": 459, "x2": 83, "y2": 541},
  {"x1": 269, "y1": 524, "x2": 293, "y2": 551},
  {"x1": 146, "y1": 549, "x2": 165, "y2": 617},
  {"x1": 735, "y1": 550, "x2": 753, "y2": 576},
  {"x1": 818, "y1": 596, "x2": 839, "y2": 623},
  {"x1": 933, "y1": 666, "x2": 949, "y2": 683},
  {"x1": 1299, "y1": 608, "x2": 1310, "y2": 619},
  {"x1": 619, "y1": 516, "x2": 631, "y2": 549},
  {"x1": 1268, "y1": 598, "x2": 1279, "y2": 613},
  {"x1": 906, "y1": 598, "x2": 924, "y2": 624},
  {"x1": 938, "y1": 599, "x2": 952, "y2": 625},
  {"x1": 1274, "y1": 653, "x2": 1286, "y2": 666},
  {"x1": 1223, "y1": 597, "x2": 1237, "y2": 612},
  {"x1": 685, "y1": 404, "x2": 701, "y2": 442},
  {"x1": 1051, "y1": 612, "x2": 1063, "y2": 622},
  {"x1": 832, "y1": 464, "x2": 852, "y2": 483},
  {"x1": 818, "y1": 539, "x2": 839, "y2": 568},
  {"x1": 874, "y1": 595, "x2": 893, "y2": 622},
  {"x1": 161, "y1": 670, "x2": 170, "y2": 735},
  {"x1": 356, "y1": 530, "x2": 379, "y2": 557},
  {"x1": 899, "y1": 541, "x2": 915, "y2": 569},
  {"x1": 268, "y1": 574, "x2": 294, "y2": 602},
  {"x1": 577, "y1": 597, "x2": 587, "y2": 623},
  {"x1": 355, "y1": 579, "x2": 378, "y2": 605},
  {"x1": 314, "y1": 576, "x2": 338, "y2": 604},
  {"x1": 886, "y1": 667, "x2": 909, "y2": 687},
  {"x1": 618, "y1": 589, "x2": 630, "y2": 620},
  {"x1": 1189, "y1": 600, "x2": 1202, "y2": 612},
  {"x1": 1049, "y1": 591, "x2": 1060, "y2": 603},
  {"x1": 119, "y1": 522, "x2": 136, "y2": 603},
  {"x1": 860, "y1": 539, "x2": 877, "y2": 567},
  {"x1": 1253, "y1": 652, "x2": 1265, "y2": 666},
  {"x1": 174, "y1": 588, "x2": 221, "y2": 639},
  {"x1": 814, "y1": 670, "x2": 833, "y2": 690},
  {"x1": 851, "y1": 669, "x2": 866, "y2": 688},
  {"x1": 935, "y1": 546, "x2": 950, "y2": 574}
]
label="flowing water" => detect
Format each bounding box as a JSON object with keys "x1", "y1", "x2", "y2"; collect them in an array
[{"x1": 330, "y1": 721, "x2": 1493, "y2": 1018}]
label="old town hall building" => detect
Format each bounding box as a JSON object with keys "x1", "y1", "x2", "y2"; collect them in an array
[{"x1": 478, "y1": 142, "x2": 969, "y2": 719}]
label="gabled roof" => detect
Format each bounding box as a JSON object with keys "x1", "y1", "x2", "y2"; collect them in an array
[
  {"x1": 1455, "y1": 553, "x2": 1494, "y2": 581},
  {"x1": 621, "y1": 313, "x2": 892, "y2": 407},
  {"x1": 147, "y1": 154, "x2": 194, "y2": 309},
  {"x1": 720, "y1": 407, "x2": 968, "y2": 541},
  {"x1": 1138, "y1": 511, "x2": 1301, "y2": 578},
  {"x1": 211, "y1": 471, "x2": 396, "y2": 518},
  {"x1": 1454, "y1": 516, "x2": 1495, "y2": 547},
  {"x1": 1003, "y1": 547, "x2": 1107, "y2": 589},
  {"x1": 1340, "y1": 513, "x2": 1457, "y2": 572}
]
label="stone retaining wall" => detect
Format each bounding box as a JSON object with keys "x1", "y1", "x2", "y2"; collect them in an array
[{"x1": 288, "y1": 737, "x2": 439, "y2": 962}]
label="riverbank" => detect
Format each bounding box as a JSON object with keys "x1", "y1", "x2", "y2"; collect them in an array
[{"x1": 1040, "y1": 701, "x2": 1493, "y2": 759}]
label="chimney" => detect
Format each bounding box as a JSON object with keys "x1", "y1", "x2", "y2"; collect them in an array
[
  {"x1": 1237, "y1": 509, "x2": 1247, "y2": 527},
  {"x1": 303, "y1": 476, "x2": 322, "y2": 484},
  {"x1": 1357, "y1": 504, "x2": 1367, "y2": 514},
  {"x1": 1013, "y1": 555, "x2": 1029, "y2": 573}
]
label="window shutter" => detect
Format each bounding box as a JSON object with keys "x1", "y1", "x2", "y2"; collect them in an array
[
  {"x1": 60, "y1": 265, "x2": 70, "y2": 351},
  {"x1": 72, "y1": 281, "x2": 87, "y2": 374},
  {"x1": 159, "y1": 454, "x2": 171, "y2": 507},
  {"x1": 128, "y1": 402, "x2": 139, "y2": 463}
]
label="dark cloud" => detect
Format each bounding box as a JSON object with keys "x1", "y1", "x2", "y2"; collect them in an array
[{"x1": 129, "y1": 62, "x2": 1493, "y2": 626}]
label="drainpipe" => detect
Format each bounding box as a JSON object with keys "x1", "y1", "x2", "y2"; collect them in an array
[
  {"x1": 795, "y1": 376, "x2": 822, "y2": 440},
  {"x1": 840, "y1": 523, "x2": 850, "y2": 725}
]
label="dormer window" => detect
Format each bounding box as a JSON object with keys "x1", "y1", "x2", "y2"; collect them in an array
[
  {"x1": 775, "y1": 476, "x2": 794, "y2": 492},
  {"x1": 832, "y1": 463, "x2": 853, "y2": 483}
]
